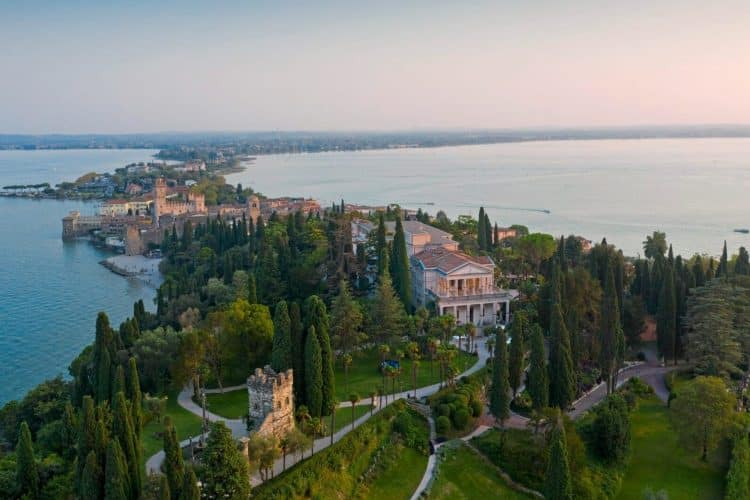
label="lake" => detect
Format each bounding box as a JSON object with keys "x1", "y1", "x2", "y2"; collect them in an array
[
  {"x1": 0, "y1": 149, "x2": 159, "y2": 405},
  {"x1": 228, "y1": 137, "x2": 750, "y2": 257}
]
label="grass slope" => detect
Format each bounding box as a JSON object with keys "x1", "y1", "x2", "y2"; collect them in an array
[
  {"x1": 429, "y1": 443, "x2": 531, "y2": 499},
  {"x1": 334, "y1": 348, "x2": 476, "y2": 402},
  {"x1": 141, "y1": 390, "x2": 203, "y2": 464},
  {"x1": 616, "y1": 396, "x2": 726, "y2": 500}
]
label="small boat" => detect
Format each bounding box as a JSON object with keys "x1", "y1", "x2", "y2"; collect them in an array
[{"x1": 734, "y1": 228, "x2": 749, "y2": 234}]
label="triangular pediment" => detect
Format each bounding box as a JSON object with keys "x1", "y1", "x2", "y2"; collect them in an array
[{"x1": 443, "y1": 262, "x2": 492, "y2": 276}]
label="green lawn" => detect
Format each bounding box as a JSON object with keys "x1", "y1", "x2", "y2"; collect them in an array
[
  {"x1": 204, "y1": 389, "x2": 248, "y2": 419},
  {"x1": 335, "y1": 348, "x2": 476, "y2": 402},
  {"x1": 366, "y1": 446, "x2": 427, "y2": 499},
  {"x1": 141, "y1": 391, "x2": 203, "y2": 465},
  {"x1": 616, "y1": 396, "x2": 726, "y2": 500},
  {"x1": 326, "y1": 404, "x2": 373, "y2": 435},
  {"x1": 429, "y1": 443, "x2": 531, "y2": 500}
]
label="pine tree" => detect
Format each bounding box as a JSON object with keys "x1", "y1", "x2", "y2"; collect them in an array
[
  {"x1": 548, "y1": 303, "x2": 575, "y2": 409},
  {"x1": 390, "y1": 218, "x2": 412, "y2": 310},
  {"x1": 163, "y1": 416, "x2": 184, "y2": 500},
  {"x1": 179, "y1": 467, "x2": 200, "y2": 500},
  {"x1": 304, "y1": 296, "x2": 335, "y2": 415},
  {"x1": 289, "y1": 301, "x2": 305, "y2": 403},
  {"x1": 16, "y1": 421, "x2": 39, "y2": 499},
  {"x1": 81, "y1": 450, "x2": 103, "y2": 500},
  {"x1": 656, "y1": 265, "x2": 677, "y2": 364},
  {"x1": 126, "y1": 358, "x2": 142, "y2": 439},
  {"x1": 528, "y1": 324, "x2": 548, "y2": 411},
  {"x1": 376, "y1": 212, "x2": 387, "y2": 276},
  {"x1": 490, "y1": 328, "x2": 510, "y2": 426},
  {"x1": 478, "y1": 207, "x2": 486, "y2": 250},
  {"x1": 508, "y1": 312, "x2": 527, "y2": 396},
  {"x1": 304, "y1": 327, "x2": 324, "y2": 417},
  {"x1": 544, "y1": 417, "x2": 573, "y2": 500},
  {"x1": 331, "y1": 279, "x2": 365, "y2": 356},
  {"x1": 104, "y1": 440, "x2": 128, "y2": 500},
  {"x1": 368, "y1": 269, "x2": 406, "y2": 347},
  {"x1": 271, "y1": 300, "x2": 293, "y2": 372}
]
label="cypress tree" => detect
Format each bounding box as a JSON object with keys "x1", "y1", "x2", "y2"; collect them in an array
[
  {"x1": 544, "y1": 417, "x2": 573, "y2": 500},
  {"x1": 599, "y1": 267, "x2": 624, "y2": 394},
  {"x1": 159, "y1": 474, "x2": 171, "y2": 500},
  {"x1": 247, "y1": 273, "x2": 257, "y2": 304},
  {"x1": 726, "y1": 435, "x2": 750, "y2": 500},
  {"x1": 548, "y1": 303, "x2": 575, "y2": 409},
  {"x1": 718, "y1": 240, "x2": 729, "y2": 278},
  {"x1": 736, "y1": 247, "x2": 750, "y2": 275},
  {"x1": 493, "y1": 222, "x2": 499, "y2": 246},
  {"x1": 16, "y1": 421, "x2": 39, "y2": 499},
  {"x1": 180, "y1": 467, "x2": 200, "y2": 500},
  {"x1": 126, "y1": 358, "x2": 142, "y2": 439},
  {"x1": 528, "y1": 324, "x2": 548, "y2": 411},
  {"x1": 112, "y1": 392, "x2": 141, "y2": 497},
  {"x1": 304, "y1": 326, "x2": 324, "y2": 417},
  {"x1": 163, "y1": 416, "x2": 184, "y2": 500},
  {"x1": 478, "y1": 207, "x2": 486, "y2": 250},
  {"x1": 484, "y1": 213, "x2": 492, "y2": 250},
  {"x1": 508, "y1": 312, "x2": 527, "y2": 396},
  {"x1": 289, "y1": 301, "x2": 305, "y2": 403},
  {"x1": 490, "y1": 328, "x2": 510, "y2": 426},
  {"x1": 271, "y1": 300, "x2": 293, "y2": 372},
  {"x1": 304, "y1": 296, "x2": 335, "y2": 414},
  {"x1": 389, "y1": 218, "x2": 412, "y2": 311},
  {"x1": 104, "y1": 440, "x2": 128, "y2": 500},
  {"x1": 113, "y1": 365, "x2": 126, "y2": 399},
  {"x1": 93, "y1": 312, "x2": 115, "y2": 403},
  {"x1": 693, "y1": 255, "x2": 706, "y2": 287},
  {"x1": 656, "y1": 265, "x2": 677, "y2": 364},
  {"x1": 707, "y1": 257, "x2": 716, "y2": 280},
  {"x1": 77, "y1": 396, "x2": 97, "y2": 487},
  {"x1": 376, "y1": 213, "x2": 387, "y2": 276},
  {"x1": 81, "y1": 450, "x2": 103, "y2": 500}
]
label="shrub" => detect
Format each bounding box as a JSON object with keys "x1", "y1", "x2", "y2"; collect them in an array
[
  {"x1": 437, "y1": 404, "x2": 451, "y2": 418},
  {"x1": 590, "y1": 394, "x2": 631, "y2": 464},
  {"x1": 470, "y1": 399, "x2": 483, "y2": 417},
  {"x1": 436, "y1": 416, "x2": 451, "y2": 434},
  {"x1": 452, "y1": 408, "x2": 470, "y2": 430}
]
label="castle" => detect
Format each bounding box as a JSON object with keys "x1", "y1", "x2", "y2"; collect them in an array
[
  {"x1": 153, "y1": 177, "x2": 206, "y2": 223},
  {"x1": 247, "y1": 366, "x2": 295, "y2": 438}
]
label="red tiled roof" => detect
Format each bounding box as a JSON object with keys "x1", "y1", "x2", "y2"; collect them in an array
[{"x1": 412, "y1": 248, "x2": 493, "y2": 273}]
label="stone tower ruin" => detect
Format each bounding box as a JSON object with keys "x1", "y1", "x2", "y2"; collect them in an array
[{"x1": 247, "y1": 366, "x2": 294, "y2": 438}]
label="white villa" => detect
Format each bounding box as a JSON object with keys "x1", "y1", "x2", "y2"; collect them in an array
[{"x1": 411, "y1": 247, "x2": 516, "y2": 326}]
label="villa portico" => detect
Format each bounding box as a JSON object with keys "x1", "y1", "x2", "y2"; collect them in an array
[{"x1": 411, "y1": 247, "x2": 517, "y2": 327}]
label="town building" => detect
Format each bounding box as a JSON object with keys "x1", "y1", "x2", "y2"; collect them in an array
[
  {"x1": 153, "y1": 178, "x2": 206, "y2": 223},
  {"x1": 384, "y1": 220, "x2": 458, "y2": 256},
  {"x1": 173, "y1": 160, "x2": 206, "y2": 173},
  {"x1": 411, "y1": 247, "x2": 516, "y2": 325},
  {"x1": 494, "y1": 226, "x2": 518, "y2": 241},
  {"x1": 247, "y1": 366, "x2": 295, "y2": 438}
]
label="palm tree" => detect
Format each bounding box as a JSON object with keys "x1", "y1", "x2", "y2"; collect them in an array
[
  {"x1": 328, "y1": 399, "x2": 338, "y2": 446},
  {"x1": 369, "y1": 390, "x2": 377, "y2": 415},
  {"x1": 280, "y1": 435, "x2": 290, "y2": 471},
  {"x1": 342, "y1": 354, "x2": 353, "y2": 393},
  {"x1": 348, "y1": 393, "x2": 360, "y2": 430},
  {"x1": 378, "y1": 344, "x2": 390, "y2": 398},
  {"x1": 427, "y1": 337, "x2": 438, "y2": 379},
  {"x1": 297, "y1": 405, "x2": 311, "y2": 435},
  {"x1": 407, "y1": 341, "x2": 420, "y2": 398},
  {"x1": 465, "y1": 323, "x2": 477, "y2": 353}
]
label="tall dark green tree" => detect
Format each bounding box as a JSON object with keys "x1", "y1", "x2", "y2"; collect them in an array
[
  {"x1": 693, "y1": 254, "x2": 706, "y2": 287},
  {"x1": 180, "y1": 467, "x2": 201, "y2": 500},
  {"x1": 104, "y1": 440, "x2": 128, "y2": 500},
  {"x1": 484, "y1": 212, "x2": 492, "y2": 250},
  {"x1": 304, "y1": 326, "x2": 324, "y2": 417},
  {"x1": 289, "y1": 302, "x2": 305, "y2": 403},
  {"x1": 508, "y1": 312, "x2": 527, "y2": 396},
  {"x1": 478, "y1": 207, "x2": 487, "y2": 250},
  {"x1": 736, "y1": 247, "x2": 750, "y2": 275},
  {"x1": 718, "y1": 240, "x2": 729, "y2": 278},
  {"x1": 77, "y1": 396, "x2": 97, "y2": 488},
  {"x1": 247, "y1": 272, "x2": 257, "y2": 304},
  {"x1": 112, "y1": 392, "x2": 141, "y2": 497},
  {"x1": 271, "y1": 300, "x2": 293, "y2": 372},
  {"x1": 80, "y1": 451, "x2": 103, "y2": 500},
  {"x1": 93, "y1": 312, "x2": 116, "y2": 403},
  {"x1": 201, "y1": 422, "x2": 250, "y2": 499},
  {"x1": 126, "y1": 357, "x2": 142, "y2": 440},
  {"x1": 304, "y1": 296, "x2": 335, "y2": 415},
  {"x1": 376, "y1": 212, "x2": 387, "y2": 277},
  {"x1": 544, "y1": 417, "x2": 573, "y2": 500},
  {"x1": 548, "y1": 303, "x2": 576, "y2": 409},
  {"x1": 599, "y1": 267, "x2": 624, "y2": 394},
  {"x1": 16, "y1": 421, "x2": 39, "y2": 499},
  {"x1": 490, "y1": 328, "x2": 510, "y2": 426},
  {"x1": 528, "y1": 324, "x2": 548, "y2": 411},
  {"x1": 368, "y1": 269, "x2": 406, "y2": 347},
  {"x1": 726, "y1": 435, "x2": 750, "y2": 500},
  {"x1": 656, "y1": 265, "x2": 677, "y2": 364},
  {"x1": 389, "y1": 218, "x2": 412, "y2": 310},
  {"x1": 163, "y1": 416, "x2": 184, "y2": 500}
]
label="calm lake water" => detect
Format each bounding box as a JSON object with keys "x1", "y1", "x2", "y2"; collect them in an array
[
  {"x1": 0, "y1": 149, "x2": 159, "y2": 405},
  {"x1": 228, "y1": 138, "x2": 750, "y2": 257}
]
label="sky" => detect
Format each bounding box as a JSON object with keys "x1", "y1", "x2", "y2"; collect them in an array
[{"x1": 1, "y1": 0, "x2": 748, "y2": 134}]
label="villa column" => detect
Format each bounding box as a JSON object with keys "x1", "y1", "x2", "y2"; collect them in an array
[{"x1": 504, "y1": 301, "x2": 510, "y2": 323}]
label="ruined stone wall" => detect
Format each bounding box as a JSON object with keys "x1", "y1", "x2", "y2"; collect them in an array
[{"x1": 247, "y1": 366, "x2": 295, "y2": 438}]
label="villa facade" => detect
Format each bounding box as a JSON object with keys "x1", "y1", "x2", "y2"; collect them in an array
[{"x1": 411, "y1": 247, "x2": 516, "y2": 326}]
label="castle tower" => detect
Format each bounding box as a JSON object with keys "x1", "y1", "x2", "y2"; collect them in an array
[
  {"x1": 247, "y1": 366, "x2": 294, "y2": 438},
  {"x1": 247, "y1": 195, "x2": 260, "y2": 226},
  {"x1": 153, "y1": 178, "x2": 167, "y2": 226}
]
